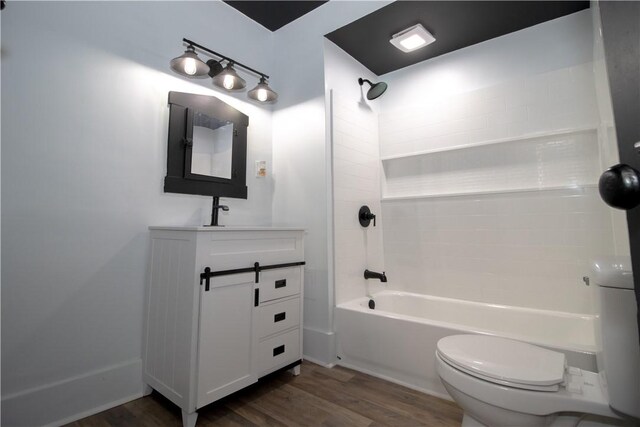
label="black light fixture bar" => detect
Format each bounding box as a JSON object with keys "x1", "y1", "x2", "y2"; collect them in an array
[{"x1": 183, "y1": 38, "x2": 269, "y2": 80}]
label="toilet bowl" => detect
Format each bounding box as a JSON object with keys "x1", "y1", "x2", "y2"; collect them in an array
[
  {"x1": 435, "y1": 335, "x2": 622, "y2": 427},
  {"x1": 436, "y1": 259, "x2": 640, "y2": 426}
]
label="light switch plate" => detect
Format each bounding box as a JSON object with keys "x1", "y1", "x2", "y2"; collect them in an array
[{"x1": 256, "y1": 160, "x2": 266, "y2": 177}]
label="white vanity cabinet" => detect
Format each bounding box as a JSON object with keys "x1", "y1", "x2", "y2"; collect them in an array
[{"x1": 143, "y1": 227, "x2": 304, "y2": 427}]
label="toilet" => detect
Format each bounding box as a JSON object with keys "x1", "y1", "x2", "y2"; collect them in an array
[{"x1": 436, "y1": 259, "x2": 640, "y2": 427}]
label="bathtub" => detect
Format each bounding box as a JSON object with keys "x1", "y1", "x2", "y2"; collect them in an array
[{"x1": 335, "y1": 290, "x2": 597, "y2": 399}]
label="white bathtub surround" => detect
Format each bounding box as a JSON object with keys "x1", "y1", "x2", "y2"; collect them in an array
[
  {"x1": 325, "y1": 11, "x2": 620, "y2": 320},
  {"x1": 335, "y1": 291, "x2": 597, "y2": 398},
  {"x1": 374, "y1": 16, "x2": 617, "y2": 315},
  {"x1": 332, "y1": 93, "x2": 385, "y2": 304},
  {"x1": 325, "y1": 41, "x2": 386, "y2": 306},
  {"x1": 382, "y1": 186, "x2": 613, "y2": 314},
  {"x1": 382, "y1": 128, "x2": 600, "y2": 199},
  {"x1": 324, "y1": 12, "x2": 632, "y2": 406},
  {"x1": 377, "y1": 60, "x2": 609, "y2": 315},
  {"x1": 379, "y1": 62, "x2": 598, "y2": 160}
]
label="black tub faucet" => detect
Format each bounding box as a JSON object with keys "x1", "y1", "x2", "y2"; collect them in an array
[{"x1": 364, "y1": 269, "x2": 387, "y2": 282}]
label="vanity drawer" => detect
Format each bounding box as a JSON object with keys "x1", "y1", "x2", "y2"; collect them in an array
[
  {"x1": 259, "y1": 267, "x2": 301, "y2": 303},
  {"x1": 257, "y1": 297, "x2": 300, "y2": 339},
  {"x1": 200, "y1": 230, "x2": 304, "y2": 271},
  {"x1": 258, "y1": 328, "x2": 300, "y2": 376}
]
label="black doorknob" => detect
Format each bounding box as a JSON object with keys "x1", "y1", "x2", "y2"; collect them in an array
[{"x1": 599, "y1": 164, "x2": 640, "y2": 210}]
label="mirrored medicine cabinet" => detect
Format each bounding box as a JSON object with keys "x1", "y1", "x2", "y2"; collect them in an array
[{"x1": 164, "y1": 91, "x2": 249, "y2": 199}]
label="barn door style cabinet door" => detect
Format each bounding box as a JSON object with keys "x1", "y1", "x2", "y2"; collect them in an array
[{"x1": 143, "y1": 227, "x2": 305, "y2": 427}]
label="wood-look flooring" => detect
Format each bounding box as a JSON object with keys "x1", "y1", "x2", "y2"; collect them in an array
[{"x1": 66, "y1": 361, "x2": 463, "y2": 427}]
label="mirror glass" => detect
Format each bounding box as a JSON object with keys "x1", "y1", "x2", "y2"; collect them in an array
[{"x1": 191, "y1": 111, "x2": 233, "y2": 179}]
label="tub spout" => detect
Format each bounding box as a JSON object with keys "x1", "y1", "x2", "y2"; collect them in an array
[{"x1": 364, "y1": 269, "x2": 387, "y2": 282}]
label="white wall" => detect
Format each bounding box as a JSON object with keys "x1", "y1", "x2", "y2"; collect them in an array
[
  {"x1": 0, "y1": 1, "x2": 396, "y2": 423},
  {"x1": 376, "y1": 10, "x2": 617, "y2": 314},
  {"x1": 324, "y1": 40, "x2": 385, "y2": 305},
  {"x1": 270, "y1": 1, "x2": 391, "y2": 365},
  {"x1": 1, "y1": 2, "x2": 274, "y2": 425}
]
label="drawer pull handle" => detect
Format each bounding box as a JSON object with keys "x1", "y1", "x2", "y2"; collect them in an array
[
  {"x1": 275, "y1": 279, "x2": 287, "y2": 289},
  {"x1": 274, "y1": 312, "x2": 286, "y2": 322},
  {"x1": 273, "y1": 345, "x2": 285, "y2": 357}
]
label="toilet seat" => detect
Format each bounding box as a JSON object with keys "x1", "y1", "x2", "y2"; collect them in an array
[
  {"x1": 436, "y1": 335, "x2": 566, "y2": 391},
  {"x1": 435, "y1": 350, "x2": 616, "y2": 418}
]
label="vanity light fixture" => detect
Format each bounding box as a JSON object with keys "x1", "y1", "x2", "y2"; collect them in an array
[
  {"x1": 390, "y1": 23, "x2": 436, "y2": 53},
  {"x1": 248, "y1": 76, "x2": 278, "y2": 103},
  {"x1": 170, "y1": 38, "x2": 277, "y2": 103}
]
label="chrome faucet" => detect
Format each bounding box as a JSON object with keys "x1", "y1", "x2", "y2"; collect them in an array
[{"x1": 364, "y1": 269, "x2": 387, "y2": 282}]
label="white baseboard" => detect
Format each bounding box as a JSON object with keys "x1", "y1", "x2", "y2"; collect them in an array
[
  {"x1": 302, "y1": 355, "x2": 336, "y2": 368},
  {"x1": 303, "y1": 327, "x2": 337, "y2": 366},
  {"x1": 2, "y1": 359, "x2": 144, "y2": 427}
]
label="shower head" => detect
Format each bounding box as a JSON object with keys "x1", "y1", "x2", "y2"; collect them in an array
[{"x1": 358, "y1": 78, "x2": 388, "y2": 100}]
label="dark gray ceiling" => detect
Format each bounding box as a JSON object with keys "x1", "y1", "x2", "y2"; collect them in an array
[
  {"x1": 223, "y1": 1, "x2": 328, "y2": 32},
  {"x1": 326, "y1": 1, "x2": 589, "y2": 76}
]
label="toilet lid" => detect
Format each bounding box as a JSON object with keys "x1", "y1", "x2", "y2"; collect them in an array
[{"x1": 437, "y1": 335, "x2": 566, "y2": 388}]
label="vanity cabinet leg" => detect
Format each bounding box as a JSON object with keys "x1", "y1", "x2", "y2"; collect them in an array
[
  {"x1": 288, "y1": 365, "x2": 301, "y2": 376},
  {"x1": 182, "y1": 410, "x2": 198, "y2": 427}
]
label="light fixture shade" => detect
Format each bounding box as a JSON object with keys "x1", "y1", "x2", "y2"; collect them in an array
[
  {"x1": 170, "y1": 46, "x2": 210, "y2": 77},
  {"x1": 390, "y1": 23, "x2": 435, "y2": 53},
  {"x1": 248, "y1": 77, "x2": 278, "y2": 103},
  {"x1": 212, "y1": 63, "x2": 246, "y2": 91}
]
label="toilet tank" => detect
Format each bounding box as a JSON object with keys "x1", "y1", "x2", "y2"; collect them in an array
[{"x1": 592, "y1": 258, "x2": 640, "y2": 419}]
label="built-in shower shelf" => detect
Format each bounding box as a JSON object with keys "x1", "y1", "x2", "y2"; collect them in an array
[
  {"x1": 381, "y1": 184, "x2": 598, "y2": 202},
  {"x1": 381, "y1": 126, "x2": 600, "y2": 200},
  {"x1": 380, "y1": 126, "x2": 597, "y2": 161}
]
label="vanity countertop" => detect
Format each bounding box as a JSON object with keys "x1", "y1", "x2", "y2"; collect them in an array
[{"x1": 149, "y1": 226, "x2": 305, "y2": 232}]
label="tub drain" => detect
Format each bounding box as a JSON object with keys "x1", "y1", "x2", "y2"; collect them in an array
[{"x1": 368, "y1": 299, "x2": 375, "y2": 309}]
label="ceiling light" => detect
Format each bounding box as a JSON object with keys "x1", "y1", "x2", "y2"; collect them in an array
[
  {"x1": 248, "y1": 77, "x2": 278, "y2": 103},
  {"x1": 390, "y1": 23, "x2": 435, "y2": 53},
  {"x1": 170, "y1": 45, "x2": 209, "y2": 77}
]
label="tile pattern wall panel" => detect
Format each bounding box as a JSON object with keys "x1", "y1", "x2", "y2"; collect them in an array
[
  {"x1": 379, "y1": 63, "x2": 613, "y2": 315},
  {"x1": 382, "y1": 187, "x2": 612, "y2": 314},
  {"x1": 382, "y1": 130, "x2": 600, "y2": 198},
  {"x1": 379, "y1": 63, "x2": 598, "y2": 159},
  {"x1": 331, "y1": 93, "x2": 385, "y2": 304}
]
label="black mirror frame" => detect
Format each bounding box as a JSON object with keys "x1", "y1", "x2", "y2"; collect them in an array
[{"x1": 164, "y1": 91, "x2": 248, "y2": 199}]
